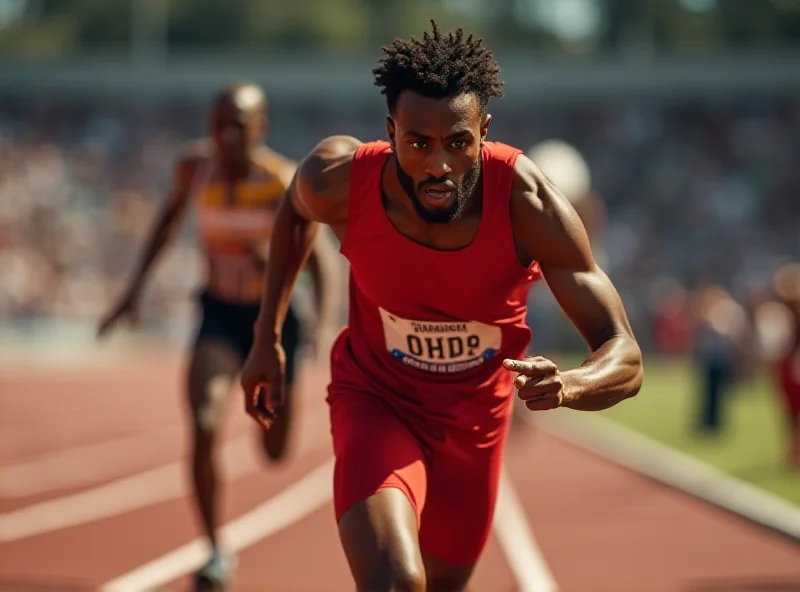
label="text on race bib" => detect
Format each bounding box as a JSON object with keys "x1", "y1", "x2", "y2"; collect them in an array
[{"x1": 379, "y1": 307, "x2": 502, "y2": 374}]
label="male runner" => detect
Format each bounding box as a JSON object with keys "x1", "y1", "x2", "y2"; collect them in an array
[
  {"x1": 98, "y1": 82, "x2": 340, "y2": 589},
  {"x1": 241, "y1": 23, "x2": 643, "y2": 592}
]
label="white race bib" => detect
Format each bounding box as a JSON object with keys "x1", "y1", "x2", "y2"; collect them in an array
[{"x1": 379, "y1": 307, "x2": 502, "y2": 374}]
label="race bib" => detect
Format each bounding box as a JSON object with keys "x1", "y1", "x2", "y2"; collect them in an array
[{"x1": 379, "y1": 307, "x2": 502, "y2": 374}]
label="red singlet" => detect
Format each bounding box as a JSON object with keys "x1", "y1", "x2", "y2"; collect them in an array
[
  {"x1": 327, "y1": 140, "x2": 540, "y2": 565},
  {"x1": 778, "y1": 306, "x2": 800, "y2": 417}
]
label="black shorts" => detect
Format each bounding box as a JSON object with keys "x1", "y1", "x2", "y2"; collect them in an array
[{"x1": 194, "y1": 290, "x2": 302, "y2": 388}]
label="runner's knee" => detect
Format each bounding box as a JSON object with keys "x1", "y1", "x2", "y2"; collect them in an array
[
  {"x1": 187, "y1": 339, "x2": 241, "y2": 437},
  {"x1": 338, "y1": 489, "x2": 426, "y2": 592},
  {"x1": 423, "y1": 555, "x2": 474, "y2": 592}
]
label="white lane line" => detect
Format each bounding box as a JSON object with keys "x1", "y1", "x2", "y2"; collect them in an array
[
  {"x1": 530, "y1": 410, "x2": 800, "y2": 544},
  {"x1": 0, "y1": 435, "x2": 259, "y2": 542},
  {"x1": 1, "y1": 428, "x2": 184, "y2": 498},
  {"x1": 494, "y1": 465, "x2": 559, "y2": 592},
  {"x1": 99, "y1": 458, "x2": 334, "y2": 592}
]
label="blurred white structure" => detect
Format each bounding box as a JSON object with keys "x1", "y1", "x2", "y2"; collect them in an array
[{"x1": 526, "y1": 139, "x2": 592, "y2": 205}]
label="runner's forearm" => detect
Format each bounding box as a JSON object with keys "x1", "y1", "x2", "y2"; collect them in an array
[
  {"x1": 562, "y1": 333, "x2": 643, "y2": 411},
  {"x1": 253, "y1": 196, "x2": 319, "y2": 343},
  {"x1": 124, "y1": 200, "x2": 184, "y2": 298},
  {"x1": 307, "y1": 230, "x2": 341, "y2": 330}
]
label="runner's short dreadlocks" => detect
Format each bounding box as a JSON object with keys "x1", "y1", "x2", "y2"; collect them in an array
[{"x1": 373, "y1": 20, "x2": 505, "y2": 115}]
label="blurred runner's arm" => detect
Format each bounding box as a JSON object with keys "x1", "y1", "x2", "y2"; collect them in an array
[
  {"x1": 97, "y1": 154, "x2": 197, "y2": 336},
  {"x1": 124, "y1": 157, "x2": 195, "y2": 297},
  {"x1": 305, "y1": 228, "x2": 343, "y2": 351}
]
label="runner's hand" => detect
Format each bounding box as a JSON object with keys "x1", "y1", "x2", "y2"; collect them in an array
[
  {"x1": 241, "y1": 339, "x2": 286, "y2": 429},
  {"x1": 97, "y1": 292, "x2": 140, "y2": 339},
  {"x1": 503, "y1": 357, "x2": 565, "y2": 411}
]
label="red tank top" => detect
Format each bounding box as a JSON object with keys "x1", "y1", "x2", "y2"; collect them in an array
[
  {"x1": 329, "y1": 140, "x2": 541, "y2": 432},
  {"x1": 778, "y1": 305, "x2": 800, "y2": 391}
]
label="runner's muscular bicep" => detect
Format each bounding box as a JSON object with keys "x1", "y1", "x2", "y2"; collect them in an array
[
  {"x1": 543, "y1": 264, "x2": 634, "y2": 352},
  {"x1": 287, "y1": 172, "x2": 316, "y2": 222},
  {"x1": 290, "y1": 135, "x2": 359, "y2": 226},
  {"x1": 511, "y1": 156, "x2": 634, "y2": 351}
]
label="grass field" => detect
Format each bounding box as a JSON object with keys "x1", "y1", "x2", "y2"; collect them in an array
[{"x1": 589, "y1": 355, "x2": 800, "y2": 506}]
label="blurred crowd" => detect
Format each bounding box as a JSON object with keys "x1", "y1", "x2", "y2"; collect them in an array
[
  {"x1": 0, "y1": 97, "x2": 201, "y2": 332},
  {"x1": 0, "y1": 93, "x2": 798, "y2": 357}
]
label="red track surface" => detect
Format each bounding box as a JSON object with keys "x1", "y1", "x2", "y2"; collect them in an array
[{"x1": 2, "y1": 347, "x2": 799, "y2": 592}]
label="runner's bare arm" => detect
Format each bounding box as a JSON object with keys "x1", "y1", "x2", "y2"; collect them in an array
[
  {"x1": 114, "y1": 146, "x2": 203, "y2": 300},
  {"x1": 280, "y1": 156, "x2": 345, "y2": 335},
  {"x1": 305, "y1": 228, "x2": 343, "y2": 334},
  {"x1": 253, "y1": 135, "x2": 359, "y2": 344},
  {"x1": 250, "y1": 156, "x2": 343, "y2": 332},
  {"x1": 510, "y1": 154, "x2": 643, "y2": 411}
]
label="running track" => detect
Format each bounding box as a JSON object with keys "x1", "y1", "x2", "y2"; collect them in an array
[{"x1": 2, "y1": 344, "x2": 799, "y2": 592}]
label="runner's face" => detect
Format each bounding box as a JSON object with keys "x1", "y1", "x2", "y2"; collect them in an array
[
  {"x1": 387, "y1": 91, "x2": 491, "y2": 224},
  {"x1": 210, "y1": 103, "x2": 264, "y2": 163}
]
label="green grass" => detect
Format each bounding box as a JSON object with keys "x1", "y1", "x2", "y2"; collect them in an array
[{"x1": 586, "y1": 355, "x2": 800, "y2": 506}]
